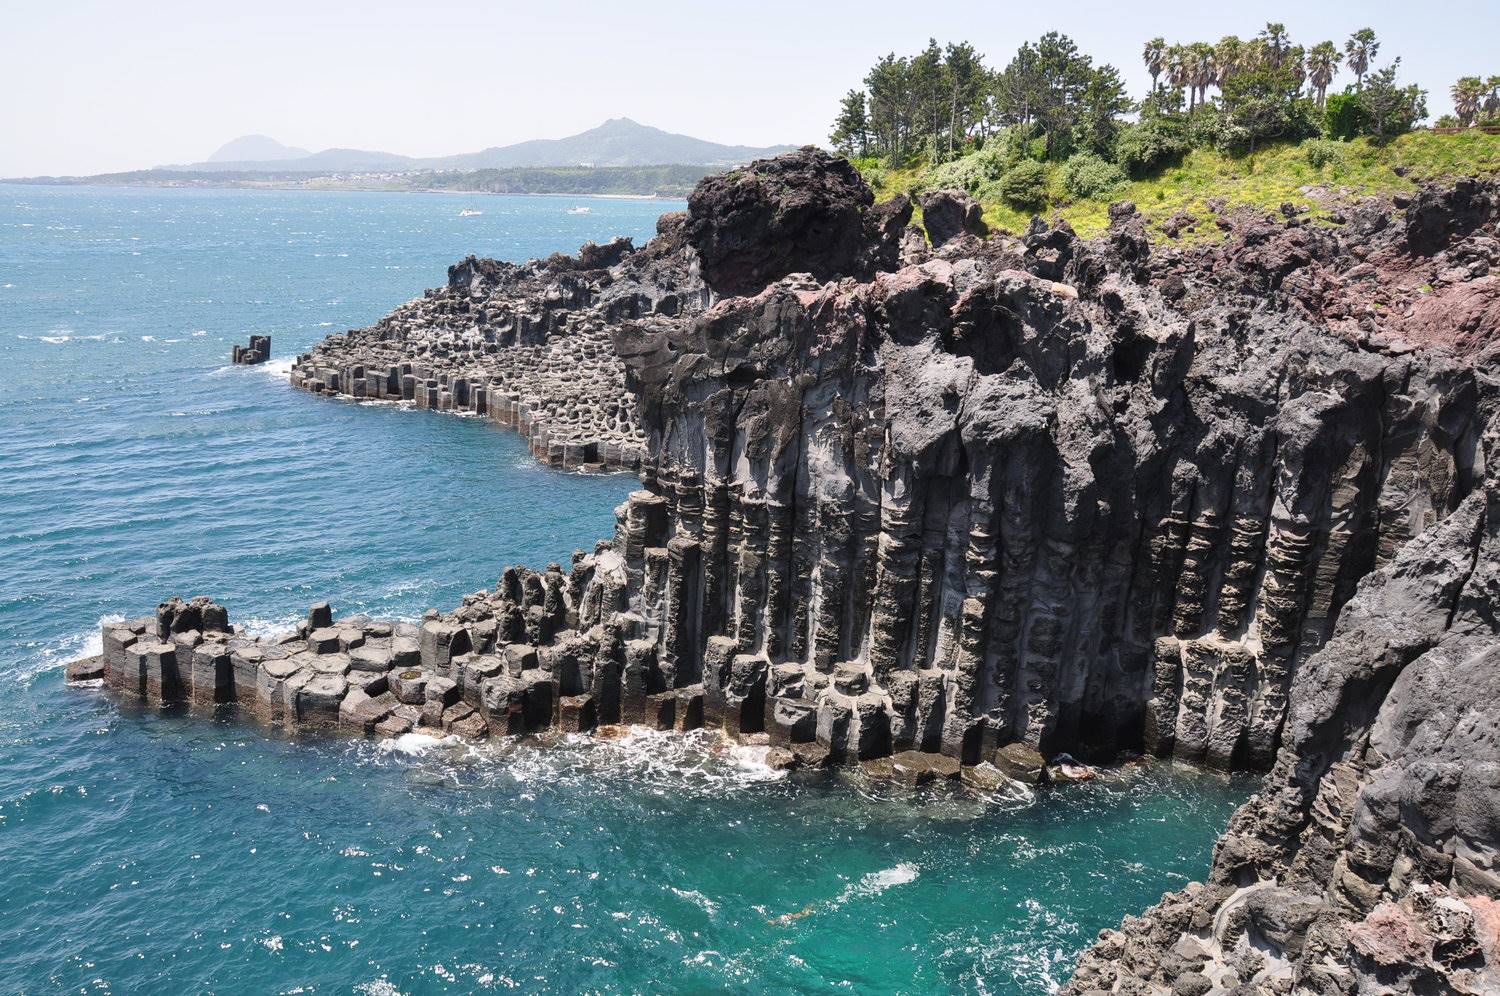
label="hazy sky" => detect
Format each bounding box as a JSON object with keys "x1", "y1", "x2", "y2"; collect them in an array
[{"x1": 3, "y1": 0, "x2": 1495, "y2": 176}]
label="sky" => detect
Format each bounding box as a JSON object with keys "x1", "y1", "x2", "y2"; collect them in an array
[{"x1": 3, "y1": 0, "x2": 1496, "y2": 177}]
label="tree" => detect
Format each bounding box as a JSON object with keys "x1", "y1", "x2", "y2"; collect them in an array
[
  {"x1": 1143, "y1": 37, "x2": 1166, "y2": 95},
  {"x1": 1214, "y1": 36, "x2": 1246, "y2": 97},
  {"x1": 865, "y1": 53, "x2": 915, "y2": 157},
  {"x1": 1484, "y1": 77, "x2": 1500, "y2": 121},
  {"x1": 1307, "y1": 41, "x2": 1339, "y2": 106},
  {"x1": 1189, "y1": 43, "x2": 1216, "y2": 110},
  {"x1": 1033, "y1": 32, "x2": 1091, "y2": 156},
  {"x1": 1287, "y1": 45, "x2": 1308, "y2": 95},
  {"x1": 1359, "y1": 60, "x2": 1426, "y2": 140},
  {"x1": 1452, "y1": 76, "x2": 1485, "y2": 127},
  {"x1": 1344, "y1": 28, "x2": 1378, "y2": 91},
  {"x1": 1167, "y1": 44, "x2": 1191, "y2": 108},
  {"x1": 911, "y1": 39, "x2": 946, "y2": 157},
  {"x1": 1075, "y1": 64, "x2": 1133, "y2": 155},
  {"x1": 1219, "y1": 59, "x2": 1317, "y2": 150},
  {"x1": 943, "y1": 42, "x2": 987, "y2": 155},
  {"x1": 1259, "y1": 23, "x2": 1289, "y2": 68},
  {"x1": 830, "y1": 90, "x2": 870, "y2": 156}
]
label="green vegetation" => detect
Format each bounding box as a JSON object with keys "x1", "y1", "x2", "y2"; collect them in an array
[
  {"x1": 858, "y1": 131, "x2": 1500, "y2": 240},
  {"x1": 832, "y1": 25, "x2": 1500, "y2": 241}
]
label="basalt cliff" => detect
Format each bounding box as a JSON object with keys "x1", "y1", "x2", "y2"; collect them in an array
[{"x1": 76, "y1": 150, "x2": 1500, "y2": 991}]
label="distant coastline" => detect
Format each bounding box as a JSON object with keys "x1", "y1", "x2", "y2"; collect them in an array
[{"x1": 4, "y1": 162, "x2": 720, "y2": 199}]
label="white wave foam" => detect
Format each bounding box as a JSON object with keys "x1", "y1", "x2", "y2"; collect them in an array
[
  {"x1": 17, "y1": 614, "x2": 121, "y2": 686},
  {"x1": 236, "y1": 613, "x2": 302, "y2": 641},
  {"x1": 724, "y1": 743, "x2": 789, "y2": 782},
  {"x1": 40, "y1": 335, "x2": 70, "y2": 344},
  {"x1": 140, "y1": 335, "x2": 156, "y2": 342},
  {"x1": 378, "y1": 733, "x2": 459, "y2": 757},
  {"x1": 839, "y1": 862, "x2": 920, "y2": 903},
  {"x1": 354, "y1": 981, "x2": 403, "y2": 996},
  {"x1": 261, "y1": 357, "x2": 294, "y2": 380},
  {"x1": 670, "y1": 887, "x2": 720, "y2": 917}
]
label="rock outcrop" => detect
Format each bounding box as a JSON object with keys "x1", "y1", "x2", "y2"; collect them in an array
[
  {"x1": 231, "y1": 334, "x2": 270, "y2": 365},
  {"x1": 80, "y1": 152, "x2": 1500, "y2": 989},
  {"x1": 686, "y1": 146, "x2": 911, "y2": 295},
  {"x1": 918, "y1": 188, "x2": 987, "y2": 246},
  {"x1": 287, "y1": 221, "x2": 704, "y2": 471},
  {"x1": 1065, "y1": 412, "x2": 1500, "y2": 994}
]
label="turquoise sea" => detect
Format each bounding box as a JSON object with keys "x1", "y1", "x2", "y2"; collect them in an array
[{"x1": 0, "y1": 183, "x2": 1247, "y2": 994}]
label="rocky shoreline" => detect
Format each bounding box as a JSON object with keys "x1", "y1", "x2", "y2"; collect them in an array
[{"x1": 72, "y1": 148, "x2": 1500, "y2": 991}]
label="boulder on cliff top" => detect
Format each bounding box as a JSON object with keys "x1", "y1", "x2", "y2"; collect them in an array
[{"x1": 685, "y1": 147, "x2": 908, "y2": 296}]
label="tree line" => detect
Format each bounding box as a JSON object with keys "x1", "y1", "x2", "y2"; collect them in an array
[
  {"x1": 830, "y1": 25, "x2": 1429, "y2": 171},
  {"x1": 1442, "y1": 76, "x2": 1500, "y2": 128}
]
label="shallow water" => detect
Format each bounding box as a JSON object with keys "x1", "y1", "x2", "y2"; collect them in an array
[{"x1": 0, "y1": 184, "x2": 1248, "y2": 993}]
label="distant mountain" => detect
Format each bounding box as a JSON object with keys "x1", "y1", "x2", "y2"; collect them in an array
[
  {"x1": 206, "y1": 135, "x2": 310, "y2": 162},
  {"x1": 164, "y1": 119, "x2": 796, "y2": 174},
  {"x1": 429, "y1": 118, "x2": 798, "y2": 169}
]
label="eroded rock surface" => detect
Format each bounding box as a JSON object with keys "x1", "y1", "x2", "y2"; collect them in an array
[
  {"x1": 289, "y1": 218, "x2": 706, "y2": 471},
  {"x1": 1065, "y1": 412, "x2": 1500, "y2": 994}
]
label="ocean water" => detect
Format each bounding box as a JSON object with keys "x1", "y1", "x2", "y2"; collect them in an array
[{"x1": 0, "y1": 184, "x2": 1248, "y2": 994}]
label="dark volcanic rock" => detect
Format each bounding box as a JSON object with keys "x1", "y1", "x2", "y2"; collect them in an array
[
  {"x1": 1405, "y1": 177, "x2": 1500, "y2": 255},
  {"x1": 685, "y1": 146, "x2": 907, "y2": 295},
  {"x1": 1066, "y1": 415, "x2": 1500, "y2": 992},
  {"x1": 918, "y1": 188, "x2": 987, "y2": 246}
]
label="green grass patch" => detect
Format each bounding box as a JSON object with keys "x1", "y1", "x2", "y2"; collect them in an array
[{"x1": 855, "y1": 132, "x2": 1500, "y2": 243}]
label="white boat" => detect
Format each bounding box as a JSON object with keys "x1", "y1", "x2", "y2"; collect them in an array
[
  {"x1": 459, "y1": 208, "x2": 482, "y2": 217},
  {"x1": 567, "y1": 206, "x2": 591, "y2": 215}
]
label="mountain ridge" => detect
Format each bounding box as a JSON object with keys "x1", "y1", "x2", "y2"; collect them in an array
[{"x1": 166, "y1": 118, "x2": 796, "y2": 173}]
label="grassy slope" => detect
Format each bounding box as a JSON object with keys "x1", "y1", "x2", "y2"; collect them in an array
[{"x1": 863, "y1": 132, "x2": 1500, "y2": 242}]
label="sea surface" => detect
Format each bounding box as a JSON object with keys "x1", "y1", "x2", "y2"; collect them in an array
[{"x1": 0, "y1": 183, "x2": 1249, "y2": 994}]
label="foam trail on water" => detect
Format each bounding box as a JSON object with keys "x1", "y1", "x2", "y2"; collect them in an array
[{"x1": 18, "y1": 614, "x2": 122, "y2": 686}]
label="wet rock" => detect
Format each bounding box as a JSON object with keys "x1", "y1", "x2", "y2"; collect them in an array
[
  {"x1": 65, "y1": 656, "x2": 105, "y2": 683},
  {"x1": 993, "y1": 744, "x2": 1047, "y2": 784}
]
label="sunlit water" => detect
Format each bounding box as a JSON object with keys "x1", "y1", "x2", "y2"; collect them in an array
[{"x1": 0, "y1": 184, "x2": 1248, "y2": 994}]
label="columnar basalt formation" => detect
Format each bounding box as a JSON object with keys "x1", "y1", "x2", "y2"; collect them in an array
[
  {"x1": 595, "y1": 170, "x2": 1492, "y2": 774},
  {"x1": 78, "y1": 150, "x2": 1500, "y2": 988},
  {"x1": 231, "y1": 334, "x2": 271, "y2": 365},
  {"x1": 1064, "y1": 413, "x2": 1500, "y2": 994},
  {"x1": 287, "y1": 223, "x2": 704, "y2": 471}
]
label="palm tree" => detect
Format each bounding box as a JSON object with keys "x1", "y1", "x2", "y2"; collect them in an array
[
  {"x1": 1190, "y1": 43, "x2": 1216, "y2": 110},
  {"x1": 1452, "y1": 76, "x2": 1485, "y2": 127},
  {"x1": 1214, "y1": 36, "x2": 1244, "y2": 89},
  {"x1": 1167, "y1": 44, "x2": 1191, "y2": 109},
  {"x1": 1259, "y1": 22, "x2": 1289, "y2": 68},
  {"x1": 1485, "y1": 76, "x2": 1500, "y2": 122},
  {"x1": 1308, "y1": 41, "x2": 1339, "y2": 106},
  {"x1": 1287, "y1": 46, "x2": 1308, "y2": 95},
  {"x1": 1345, "y1": 28, "x2": 1379, "y2": 91},
  {"x1": 1143, "y1": 37, "x2": 1166, "y2": 96}
]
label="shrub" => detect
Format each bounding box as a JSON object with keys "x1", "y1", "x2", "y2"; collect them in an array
[
  {"x1": 1325, "y1": 93, "x2": 1368, "y2": 141},
  {"x1": 927, "y1": 143, "x2": 1012, "y2": 192},
  {"x1": 1302, "y1": 139, "x2": 1347, "y2": 171},
  {"x1": 1113, "y1": 118, "x2": 1189, "y2": 177},
  {"x1": 1060, "y1": 152, "x2": 1126, "y2": 200},
  {"x1": 997, "y1": 160, "x2": 1048, "y2": 209}
]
